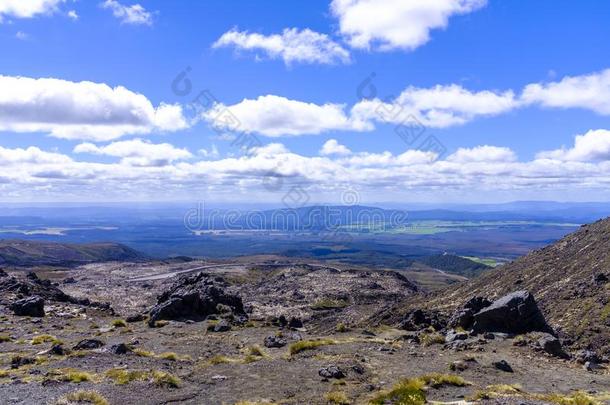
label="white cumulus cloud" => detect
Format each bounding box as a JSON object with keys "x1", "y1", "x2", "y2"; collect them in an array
[
  {"x1": 0, "y1": 0, "x2": 64, "y2": 22},
  {"x1": 213, "y1": 28, "x2": 351, "y2": 66},
  {"x1": 521, "y1": 69, "x2": 610, "y2": 115},
  {"x1": 330, "y1": 0, "x2": 487, "y2": 51},
  {"x1": 320, "y1": 139, "x2": 352, "y2": 156},
  {"x1": 74, "y1": 139, "x2": 192, "y2": 167},
  {"x1": 352, "y1": 84, "x2": 517, "y2": 128},
  {"x1": 536, "y1": 129, "x2": 610, "y2": 162},
  {"x1": 447, "y1": 145, "x2": 517, "y2": 163},
  {"x1": 203, "y1": 95, "x2": 371, "y2": 137},
  {"x1": 101, "y1": 0, "x2": 152, "y2": 25},
  {"x1": 0, "y1": 75, "x2": 189, "y2": 141}
]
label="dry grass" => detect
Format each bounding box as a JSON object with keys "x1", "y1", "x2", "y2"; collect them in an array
[
  {"x1": 325, "y1": 391, "x2": 350, "y2": 404},
  {"x1": 369, "y1": 373, "x2": 468, "y2": 405},
  {"x1": 55, "y1": 369, "x2": 95, "y2": 383},
  {"x1": 105, "y1": 369, "x2": 149, "y2": 385},
  {"x1": 0, "y1": 335, "x2": 11, "y2": 343},
  {"x1": 56, "y1": 390, "x2": 109, "y2": 405},
  {"x1": 31, "y1": 334, "x2": 62, "y2": 345},
  {"x1": 111, "y1": 319, "x2": 127, "y2": 328},
  {"x1": 419, "y1": 333, "x2": 445, "y2": 347},
  {"x1": 152, "y1": 370, "x2": 180, "y2": 388},
  {"x1": 289, "y1": 338, "x2": 336, "y2": 355}
]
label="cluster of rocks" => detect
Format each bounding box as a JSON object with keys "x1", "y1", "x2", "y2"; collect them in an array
[
  {"x1": 147, "y1": 272, "x2": 247, "y2": 327},
  {"x1": 0, "y1": 269, "x2": 112, "y2": 317}
]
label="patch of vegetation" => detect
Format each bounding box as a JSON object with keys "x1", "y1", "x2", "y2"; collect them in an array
[
  {"x1": 0, "y1": 369, "x2": 10, "y2": 378},
  {"x1": 325, "y1": 390, "x2": 350, "y2": 404},
  {"x1": 151, "y1": 370, "x2": 180, "y2": 388},
  {"x1": 369, "y1": 378, "x2": 426, "y2": 405},
  {"x1": 244, "y1": 346, "x2": 268, "y2": 363},
  {"x1": 311, "y1": 298, "x2": 349, "y2": 310},
  {"x1": 57, "y1": 390, "x2": 109, "y2": 405},
  {"x1": 56, "y1": 369, "x2": 95, "y2": 383},
  {"x1": 133, "y1": 348, "x2": 154, "y2": 357},
  {"x1": 0, "y1": 335, "x2": 11, "y2": 343},
  {"x1": 336, "y1": 323, "x2": 348, "y2": 333},
  {"x1": 370, "y1": 374, "x2": 468, "y2": 405},
  {"x1": 152, "y1": 320, "x2": 169, "y2": 328},
  {"x1": 601, "y1": 302, "x2": 610, "y2": 321},
  {"x1": 473, "y1": 384, "x2": 605, "y2": 405},
  {"x1": 111, "y1": 319, "x2": 127, "y2": 328},
  {"x1": 419, "y1": 373, "x2": 468, "y2": 388},
  {"x1": 289, "y1": 338, "x2": 336, "y2": 355},
  {"x1": 419, "y1": 333, "x2": 445, "y2": 346},
  {"x1": 105, "y1": 369, "x2": 149, "y2": 385},
  {"x1": 31, "y1": 334, "x2": 61, "y2": 345}
]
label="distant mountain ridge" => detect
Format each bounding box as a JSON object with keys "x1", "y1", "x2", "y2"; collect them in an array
[{"x1": 0, "y1": 239, "x2": 144, "y2": 267}]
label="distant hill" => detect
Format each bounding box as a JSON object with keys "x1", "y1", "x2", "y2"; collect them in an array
[
  {"x1": 416, "y1": 254, "x2": 491, "y2": 278},
  {"x1": 425, "y1": 217, "x2": 610, "y2": 353},
  {"x1": 0, "y1": 239, "x2": 144, "y2": 267}
]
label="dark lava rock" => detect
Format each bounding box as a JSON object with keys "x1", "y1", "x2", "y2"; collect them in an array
[
  {"x1": 450, "y1": 296, "x2": 492, "y2": 329},
  {"x1": 213, "y1": 319, "x2": 231, "y2": 332},
  {"x1": 11, "y1": 355, "x2": 35, "y2": 369},
  {"x1": 148, "y1": 272, "x2": 246, "y2": 326},
  {"x1": 351, "y1": 364, "x2": 366, "y2": 375},
  {"x1": 264, "y1": 336, "x2": 287, "y2": 348},
  {"x1": 399, "y1": 309, "x2": 445, "y2": 331},
  {"x1": 73, "y1": 339, "x2": 105, "y2": 350},
  {"x1": 288, "y1": 317, "x2": 303, "y2": 329},
  {"x1": 0, "y1": 269, "x2": 8, "y2": 277},
  {"x1": 10, "y1": 296, "x2": 45, "y2": 317},
  {"x1": 126, "y1": 313, "x2": 146, "y2": 323},
  {"x1": 49, "y1": 344, "x2": 66, "y2": 355},
  {"x1": 109, "y1": 343, "x2": 131, "y2": 355},
  {"x1": 575, "y1": 350, "x2": 601, "y2": 365},
  {"x1": 472, "y1": 291, "x2": 552, "y2": 335},
  {"x1": 493, "y1": 360, "x2": 514, "y2": 372},
  {"x1": 537, "y1": 334, "x2": 569, "y2": 358},
  {"x1": 63, "y1": 277, "x2": 77, "y2": 284},
  {"x1": 318, "y1": 365, "x2": 345, "y2": 379},
  {"x1": 594, "y1": 273, "x2": 609, "y2": 284}
]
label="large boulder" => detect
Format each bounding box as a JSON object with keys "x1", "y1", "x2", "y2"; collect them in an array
[
  {"x1": 399, "y1": 309, "x2": 446, "y2": 331},
  {"x1": 472, "y1": 291, "x2": 552, "y2": 335},
  {"x1": 148, "y1": 272, "x2": 246, "y2": 326},
  {"x1": 10, "y1": 296, "x2": 45, "y2": 317},
  {"x1": 449, "y1": 297, "x2": 492, "y2": 329}
]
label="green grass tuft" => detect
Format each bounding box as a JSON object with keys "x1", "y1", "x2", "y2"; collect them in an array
[{"x1": 289, "y1": 339, "x2": 336, "y2": 355}]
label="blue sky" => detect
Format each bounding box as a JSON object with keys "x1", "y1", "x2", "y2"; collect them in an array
[{"x1": 1, "y1": 0, "x2": 610, "y2": 203}]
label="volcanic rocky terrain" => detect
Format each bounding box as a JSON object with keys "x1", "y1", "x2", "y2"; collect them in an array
[{"x1": 1, "y1": 221, "x2": 610, "y2": 404}]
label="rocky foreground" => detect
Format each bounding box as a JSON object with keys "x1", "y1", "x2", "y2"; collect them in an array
[{"x1": 0, "y1": 258, "x2": 609, "y2": 405}]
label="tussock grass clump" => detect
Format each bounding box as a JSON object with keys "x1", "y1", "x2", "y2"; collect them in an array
[
  {"x1": 57, "y1": 369, "x2": 94, "y2": 383},
  {"x1": 133, "y1": 348, "x2": 154, "y2": 357},
  {"x1": 0, "y1": 369, "x2": 10, "y2": 378},
  {"x1": 152, "y1": 320, "x2": 169, "y2": 328},
  {"x1": 0, "y1": 334, "x2": 11, "y2": 343},
  {"x1": 289, "y1": 338, "x2": 336, "y2": 355},
  {"x1": 325, "y1": 391, "x2": 350, "y2": 404},
  {"x1": 105, "y1": 369, "x2": 148, "y2": 385},
  {"x1": 111, "y1": 319, "x2": 127, "y2": 328},
  {"x1": 152, "y1": 370, "x2": 180, "y2": 388},
  {"x1": 31, "y1": 334, "x2": 61, "y2": 345},
  {"x1": 311, "y1": 298, "x2": 349, "y2": 310},
  {"x1": 244, "y1": 346, "x2": 267, "y2": 364},
  {"x1": 419, "y1": 373, "x2": 468, "y2": 388},
  {"x1": 335, "y1": 323, "x2": 348, "y2": 333},
  {"x1": 536, "y1": 391, "x2": 602, "y2": 405},
  {"x1": 57, "y1": 390, "x2": 109, "y2": 405},
  {"x1": 419, "y1": 333, "x2": 445, "y2": 347},
  {"x1": 369, "y1": 378, "x2": 426, "y2": 405},
  {"x1": 370, "y1": 374, "x2": 468, "y2": 405}
]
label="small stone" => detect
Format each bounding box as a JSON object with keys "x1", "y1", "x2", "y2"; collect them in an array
[
  {"x1": 493, "y1": 360, "x2": 513, "y2": 372},
  {"x1": 264, "y1": 336, "x2": 287, "y2": 348},
  {"x1": 213, "y1": 320, "x2": 231, "y2": 332},
  {"x1": 73, "y1": 339, "x2": 105, "y2": 350},
  {"x1": 318, "y1": 366, "x2": 345, "y2": 379},
  {"x1": 109, "y1": 343, "x2": 131, "y2": 354}
]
